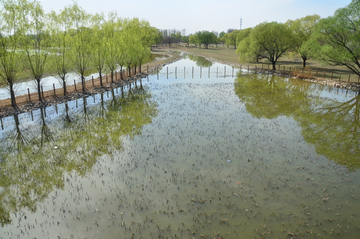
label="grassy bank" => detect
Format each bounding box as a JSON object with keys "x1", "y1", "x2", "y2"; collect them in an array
[{"x1": 159, "y1": 45, "x2": 360, "y2": 84}]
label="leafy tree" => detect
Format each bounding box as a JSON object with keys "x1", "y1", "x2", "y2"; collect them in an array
[
  {"x1": 219, "y1": 31, "x2": 226, "y2": 39},
  {"x1": 22, "y1": 0, "x2": 51, "y2": 102},
  {"x1": 182, "y1": 35, "x2": 190, "y2": 47},
  {"x1": 247, "y1": 22, "x2": 296, "y2": 70},
  {"x1": 48, "y1": 7, "x2": 72, "y2": 95},
  {"x1": 189, "y1": 34, "x2": 199, "y2": 47},
  {"x1": 68, "y1": 3, "x2": 92, "y2": 92},
  {"x1": 310, "y1": 0, "x2": 360, "y2": 76},
  {"x1": 286, "y1": 14, "x2": 320, "y2": 67},
  {"x1": 195, "y1": 30, "x2": 216, "y2": 49},
  {"x1": 222, "y1": 30, "x2": 239, "y2": 48},
  {"x1": 90, "y1": 12, "x2": 107, "y2": 86},
  {"x1": 0, "y1": 0, "x2": 30, "y2": 107}
]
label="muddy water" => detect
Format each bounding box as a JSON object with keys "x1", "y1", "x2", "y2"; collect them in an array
[{"x1": 0, "y1": 56, "x2": 359, "y2": 239}]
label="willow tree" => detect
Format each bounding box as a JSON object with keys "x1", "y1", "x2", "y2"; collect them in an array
[
  {"x1": 22, "y1": 0, "x2": 51, "y2": 102},
  {"x1": 68, "y1": 3, "x2": 91, "y2": 92},
  {"x1": 286, "y1": 14, "x2": 321, "y2": 67},
  {"x1": 90, "y1": 12, "x2": 107, "y2": 86},
  {"x1": 103, "y1": 12, "x2": 119, "y2": 83},
  {"x1": 0, "y1": 0, "x2": 30, "y2": 107},
  {"x1": 310, "y1": 0, "x2": 360, "y2": 76},
  {"x1": 247, "y1": 22, "x2": 296, "y2": 70},
  {"x1": 48, "y1": 7, "x2": 72, "y2": 95}
]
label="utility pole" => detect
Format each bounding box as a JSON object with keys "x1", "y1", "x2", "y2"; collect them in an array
[{"x1": 240, "y1": 18, "x2": 242, "y2": 30}]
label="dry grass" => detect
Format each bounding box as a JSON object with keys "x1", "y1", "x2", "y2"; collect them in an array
[{"x1": 289, "y1": 67, "x2": 314, "y2": 79}]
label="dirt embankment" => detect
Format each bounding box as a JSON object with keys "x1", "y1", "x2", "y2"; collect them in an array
[{"x1": 0, "y1": 52, "x2": 182, "y2": 118}]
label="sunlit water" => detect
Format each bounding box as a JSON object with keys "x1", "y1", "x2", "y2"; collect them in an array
[{"x1": 0, "y1": 55, "x2": 359, "y2": 239}]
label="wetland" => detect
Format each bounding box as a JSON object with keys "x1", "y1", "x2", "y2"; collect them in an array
[{"x1": 0, "y1": 54, "x2": 359, "y2": 239}]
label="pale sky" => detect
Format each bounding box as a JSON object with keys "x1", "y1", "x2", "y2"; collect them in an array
[{"x1": 39, "y1": 0, "x2": 351, "y2": 35}]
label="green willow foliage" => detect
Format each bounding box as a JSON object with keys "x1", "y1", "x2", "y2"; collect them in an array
[{"x1": 0, "y1": 0, "x2": 161, "y2": 107}]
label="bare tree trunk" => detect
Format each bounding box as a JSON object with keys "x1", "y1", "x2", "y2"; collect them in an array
[
  {"x1": 63, "y1": 81, "x2": 66, "y2": 96},
  {"x1": 99, "y1": 68, "x2": 103, "y2": 86},
  {"x1": 37, "y1": 80, "x2": 42, "y2": 102},
  {"x1": 10, "y1": 84, "x2": 17, "y2": 108}
]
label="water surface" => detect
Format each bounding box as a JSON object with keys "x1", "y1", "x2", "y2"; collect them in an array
[{"x1": 0, "y1": 56, "x2": 359, "y2": 239}]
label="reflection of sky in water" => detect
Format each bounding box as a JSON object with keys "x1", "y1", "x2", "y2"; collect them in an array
[{"x1": 0, "y1": 55, "x2": 359, "y2": 239}]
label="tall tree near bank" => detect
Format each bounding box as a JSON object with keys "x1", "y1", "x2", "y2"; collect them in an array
[
  {"x1": 23, "y1": 0, "x2": 51, "y2": 102},
  {"x1": 310, "y1": 0, "x2": 360, "y2": 76},
  {"x1": 91, "y1": 12, "x2": 107, "y2": 86},
  {"x1": 0, "y1": 0, "x2": 29, "y2": 107},
  {"x1": 48, "y1": 7, "x2": 72, "y2": 96},
  {"x1": 249, "y1": 22, "x2": 295, "y2": 70},
  {"x1": 222, "y1": 30, "x2": 240, "y2": 49},
  {"x1": 195, "y1": 31, "x2": 217, "y2": 49},
  {"x1": 68, "y1": 3, "x2": 91, "y2": 92},
  {"x1": 286, "y1": 14, "x2": 321, "y2": 68}
]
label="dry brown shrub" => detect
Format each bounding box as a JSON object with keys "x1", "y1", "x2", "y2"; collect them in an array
[{"x1": 289, "y1": 67, "x2": 314, "y2": 79}]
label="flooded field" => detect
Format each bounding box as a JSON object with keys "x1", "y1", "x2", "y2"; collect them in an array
[{"x1": 0, "y1": 55, "x2": 359, "y2": 239}]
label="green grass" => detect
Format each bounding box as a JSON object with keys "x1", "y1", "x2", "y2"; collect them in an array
[{"x1": 160, "y1": 45, "x2": 360, "y2": 84}]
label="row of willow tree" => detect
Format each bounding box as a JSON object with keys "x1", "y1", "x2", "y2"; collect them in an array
[
  {"x1": 232, "y1": 0, "x2": 360, "y2": 74},
  {"x1": 0, "y1": 0, "x2": 162, "y2": 108}
]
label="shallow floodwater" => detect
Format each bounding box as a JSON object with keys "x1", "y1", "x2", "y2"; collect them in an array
[{"x1": 0, "y1": 55, "x2": 359, "y2": 239}]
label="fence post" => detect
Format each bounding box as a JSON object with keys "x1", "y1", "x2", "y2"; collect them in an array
[
  {"x1": 28, "y1": 88, "x2": 31, "y2": 102},
  {"x1": 74, "y1": 80, "x2": 76, "y2": 91},
  {"x1": 92, "y1": 76, "x2": 94, "y2": 86},
  {"x1": 53, "y1": 83, "x2": 56, "y2": 97}
]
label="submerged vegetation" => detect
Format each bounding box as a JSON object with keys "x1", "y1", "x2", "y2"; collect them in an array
[{"x1": 0, "y1": 56, "x2": 358, "y2": 238}]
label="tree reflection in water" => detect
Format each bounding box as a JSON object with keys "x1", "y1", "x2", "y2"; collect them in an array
[
  {"x1": 0, "y1": 85, "x2": 158, "y2": 226},
  {"x1": 235, "y1": 73, "x2": 359, "y2": 168}
]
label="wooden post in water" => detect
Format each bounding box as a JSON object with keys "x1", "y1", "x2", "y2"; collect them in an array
[
  {"x1": 224, "y1": 66, "x2": 226, "y2": 77},
  {"x1": 74, "y1": 80, "x2": 76, "y2": 91},
  {"x1": 208, "y1": 67, "x2": 210, "y2": 78},
  {"x1": 28, "y1": 88, "x2": 31, "y2": 102},
  {"x1": 175, "y1": 66, "x2": 177, "y2": 79},
  {"x1": 53, "y1": 84, "x2": 56, "y2": 97},
  {"x1": 232, "y1": 66, "x2": 234, "y2": 77},
  {"x1": 192, "y1": 66, "x2": 194, "y2": 78}
]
